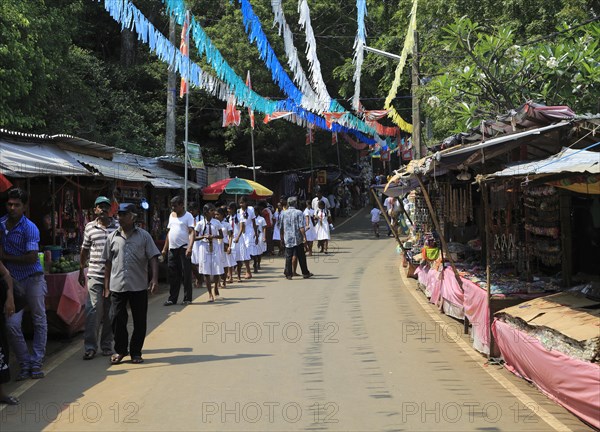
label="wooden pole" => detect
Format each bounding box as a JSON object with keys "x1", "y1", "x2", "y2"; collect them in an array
[
  {"x1": 482, "y1": 182, "x2": 494, "y2": 358},
  {"x1": 370, "y1": 188, "x2": 409, "y2": 260},
  {"x1": 415, "y1": 174, "x2": 463, "y2": 290}
]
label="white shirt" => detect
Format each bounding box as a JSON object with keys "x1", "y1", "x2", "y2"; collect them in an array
[
  {"x1": 370, "y1": 208, "x2": 382, "y2": 223},
  {"x1": 195, "y1": 218, "x2": 222, "y2": 242},
  {"x1": 238, "y1": 206, "x2": 257, "y2": 239},
  {"x1": 312, "y1": 196, "x2": 330, "y2": 211},
  {"x1": 167, "y1": 211, "x2": 195, "y2": 249}
]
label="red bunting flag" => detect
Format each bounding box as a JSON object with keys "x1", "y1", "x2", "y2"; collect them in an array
[
  {"x1": 223, "y1": 94, "x2": 241, "y2": 127},
  {"x1": 305, "y1": 127, "x2": 314, "y2": 145},
  {"x1": 331, "y1": 132, "x2": 338, "y2": 146},
  {"x1": 322, "y1": 112, "x2": 346, "y2": 129},
  {"x1": 263, "y1": 111, "x2": 292, "y2": 124},
  {"x1": 245, "y1": 71, "x2": 255, "y2": 129},
  {"x1": 0, "y1": 174, "x2": 13, "y2": 192},
  {"x1": 179, "y1": 11, "x2": 190, "y2": 98}
]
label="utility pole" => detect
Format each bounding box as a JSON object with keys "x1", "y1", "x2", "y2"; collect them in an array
[
  {"x1": 411, "y1": 30, "x2": 422, "y2": 159},
  {"x1": 165, "y1": 15, "x2": 177, "y2": 155}
]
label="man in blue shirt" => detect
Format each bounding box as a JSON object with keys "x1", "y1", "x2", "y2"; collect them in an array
[{"x1": 0, "y1": 188, "x2": 47, "y2": 380}]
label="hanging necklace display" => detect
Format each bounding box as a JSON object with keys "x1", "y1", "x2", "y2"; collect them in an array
[{"x1": 523, "y1": 186, "x2": 561, "y2": 267}]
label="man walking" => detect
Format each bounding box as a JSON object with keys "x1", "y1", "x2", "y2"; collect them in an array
[
  {"x1": 280, "y1": 197, "x2": 313, "y2": 280},
  {"x1": 161, "y1": 196, "x2": 195, "y2": 305},
  {"x1": 79, "y1": 196, "x2": 118, "y2": 360},
  {"x1": 103, "y1": 203, "x2": 160, "y2": 365},
  {"x1": 0, "y1": 188, "x2": 47, "y2": 380}
]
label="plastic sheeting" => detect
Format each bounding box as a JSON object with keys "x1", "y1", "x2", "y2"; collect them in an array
[
  {"x1": 487, "y1": 147, "x2": 600, "y2": 178},
  {"x1": 0, "y1": 140, "x2": 91, "y2": 177}
]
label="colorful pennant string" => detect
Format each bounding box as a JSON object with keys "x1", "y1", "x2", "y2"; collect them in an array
[
  {"x1": 162, "y1": 0, "x2": 375, "y2": 142},
  {"x1": 352, "y1": 0, "x2": 367, "y2": 111},
  {"x1": 383, "y1": 0, "x2": 417, "y2": 132}
]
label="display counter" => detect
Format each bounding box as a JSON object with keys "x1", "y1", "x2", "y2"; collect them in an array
[{"x1": 414, "y1": 264, "x2": 551, "y2": 356}]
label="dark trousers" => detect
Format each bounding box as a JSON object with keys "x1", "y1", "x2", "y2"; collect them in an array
[
  {"x1": 284, "y1": 244, "x2": 310, "y2": 277},
  {"x1": 168, "y1": 247, "x2": 192, "y2": 303},
  {"x1": 110, "y1": 290, "x2": 148, "y2": 357},
  {"x1": 265, "y1": 226, "x2": 274, "y2": 254}
]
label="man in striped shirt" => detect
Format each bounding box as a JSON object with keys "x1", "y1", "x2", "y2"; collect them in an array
[
  {"x1": 0, "y1": 188, "x2": 47, "y2": 381},
  {"x1": 79, "y1": 196, "x2": 118, "y2": 360}
]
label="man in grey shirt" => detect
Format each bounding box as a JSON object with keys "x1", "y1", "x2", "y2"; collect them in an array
[
  {"x1": 280, "y1": 197, "x2": 313, "y2": 280},
  {"x1": 102, "y1": 203, "x2": 160, "y2": 365}
]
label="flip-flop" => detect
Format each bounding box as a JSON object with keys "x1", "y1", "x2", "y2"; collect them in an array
[
  {"x1": 131, "y1": 356, "x2": 144, "y2": 364},
  {"x1": 110, "y1": 353, "x2": 127, "y2": 365},
  {"x1": 83, "y1": 350, "x2": 96, "y2": 360},
  {"x1": 0, "y1": 395, "x2": 19, "y2": 405}
]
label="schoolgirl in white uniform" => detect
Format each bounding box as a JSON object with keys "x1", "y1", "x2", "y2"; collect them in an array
[
  {"x1": 215, "y1": 207, "x2": 235, "y2": 286},
  {"x1": 195, "y1": 203, "x2": 223, "y2": 302},
  {"x1": 303, "y1": 200, "x2": 316, "y2": 256}
]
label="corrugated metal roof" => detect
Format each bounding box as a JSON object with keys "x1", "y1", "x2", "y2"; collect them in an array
[
  {"x1": 67, "y1": 151, "x2": 149, "y2": 182},
  {"x1": 486, "y1": 147, "x2": 600, "y2": 178},
  {"x1": 0, "y1": 129, "x2": 121, "y2": 154}
]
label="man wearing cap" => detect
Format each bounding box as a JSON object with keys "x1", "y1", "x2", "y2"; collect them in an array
[
  {"x1": 102, "y1": 203, "x2": 160, "y2": 365},
  {"x1": 79, "y1": 196, "x2": 118, "y2": 360}
]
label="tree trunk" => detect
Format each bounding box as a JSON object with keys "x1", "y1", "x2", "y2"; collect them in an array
[{"x1": 120, "y1": 28, "x2": 136, "y2": 67}]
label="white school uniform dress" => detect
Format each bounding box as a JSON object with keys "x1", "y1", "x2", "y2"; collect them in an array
[
  {"x1": 229, "y1": 214, "x2": 250, "y2": 262},
  {"x1": 219, "y1": 219, "x2": 236, "y2": 268},
  {"x1": 239, "y1": 206, "x2": 259, "y2": 257},
  {"x1": 195, "y1": 218, "x2": 224, "y2": 276},
  {"x1": 315, "y1": 208, "x2": 331, "y2": 241},
  {"x1": 272, "y1": 210, "x2": 281, "y2": 241},
  {"x1": 304, "y1": 208, "x2": 317, "y2": 242},
  {"x1": 255, "y1": 215, "x2": 267, "y2": 254},
  {"x1": 191, "y1": 214, "x2": 205, "y2": 265}
]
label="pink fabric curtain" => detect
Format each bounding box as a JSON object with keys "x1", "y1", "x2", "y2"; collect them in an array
[{"x1": 493, "y1": 319, "x2": 600, "y2": 429}]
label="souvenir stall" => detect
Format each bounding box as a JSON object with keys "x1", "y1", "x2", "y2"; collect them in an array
[{"x1": 482, "y1": 147, "x2": 600, "y2": 428}]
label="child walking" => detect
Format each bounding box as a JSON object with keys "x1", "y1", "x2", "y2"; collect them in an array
[
  {"x1": 370, "y1": 204, "x2": 382, "y2": 237},
  {"x1": 195, "y1": 204, "x2": 223, "y2": 302},
  {"x1": 215, "y1": 208, "x2": 234, "y2": 290},
  {"x1": 314, "y1": 200, "x2": 331, "y2": 253}
]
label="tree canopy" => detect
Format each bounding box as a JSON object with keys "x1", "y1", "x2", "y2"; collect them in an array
[{"x1": 0, "y1": 0, "x2": 598, "y2": 167}]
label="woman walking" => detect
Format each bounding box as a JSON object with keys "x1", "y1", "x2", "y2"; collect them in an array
[
  {"x1": 303, "y1": 200, "x2": 316, "y2": 256},
  {"x1": 195, "y1": 204, "x2": 223, "y2": 302},
  {"x1": 314, "y1": 200, "x2": 331, "y2": 253}
]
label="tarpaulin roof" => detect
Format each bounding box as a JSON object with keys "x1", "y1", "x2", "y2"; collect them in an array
[
  {"x1": 485, "y1": 147, "x2": 600, "y2": 178},
  {"x1": 112, "y1": 153, "x2": 202, "y2": 189},
  {"x1": 67, "y1": 151, "x2": 150, "y2": 182},
  {"x1": 0, "y1": 140, "x2": 92, "y2": 177}
]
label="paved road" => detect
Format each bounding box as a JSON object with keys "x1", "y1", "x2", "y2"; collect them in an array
[{"x1": 0, "y1": 209, "x2": 592, "y2": 431}]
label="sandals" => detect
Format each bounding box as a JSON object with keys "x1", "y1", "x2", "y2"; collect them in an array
[
  {"x1": 30, "y1": 367, "x2": 44, "y2": 379},
  {"x1": 110, "y1": 353, "x2": 128, "y2": 365},
  {"x1": 131, "y1": 356, "x2": 144, "y2": 364},
  {"x1": 0, "y1": 395, "x2": 19, "y2": 405},
  {"x1": 83, "y1": 350, "x2": 96, "y2": 360}
]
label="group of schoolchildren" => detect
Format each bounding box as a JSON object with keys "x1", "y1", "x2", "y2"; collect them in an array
[{"x1": 164, "y1": 192, "x2": 334, "y2": 304}]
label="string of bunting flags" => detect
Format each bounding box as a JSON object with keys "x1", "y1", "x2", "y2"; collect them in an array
[
  {"x1": 383, "y1": 0, "x2": 417, "y2": 133},
  {"x1": 237, "y1": 0, "x2": 376, "y2": 135},
  {"x1": 352, "y1": 0, "x2": 367, "y2": 112},
  {"x1": 100, "y1": 0, "x2": 418, "y2": 153},
  {"x1": 162, "y1": 0, "x2": 375, "y2": 143}
]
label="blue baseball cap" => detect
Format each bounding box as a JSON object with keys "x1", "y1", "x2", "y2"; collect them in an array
[{"x1": 117, "y1": 203, "x2": 137, "y2": 214}]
